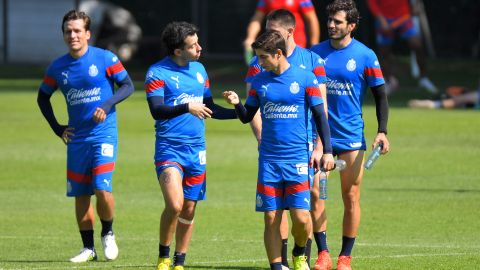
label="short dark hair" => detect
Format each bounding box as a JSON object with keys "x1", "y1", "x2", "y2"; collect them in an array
[
  {"x1": 62, "y1": 10, "x2": 91, "y2": 33},
  {"x1": 326, "y1": 0, "x2": 360, "y2": 26},
  {"x1": 252, "y1": 30, "x2": 286, "y2": 56},
  {"x1": 266, "y1": 9, "x2": 296, "y2": 28},
  {"x1": 161, "y1": 21, "x2": 199, "y2": 56}
]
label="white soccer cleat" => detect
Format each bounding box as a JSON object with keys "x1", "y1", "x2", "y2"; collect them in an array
[
  {"x1": 419, "y1": 77, "x2": 438, "y2": 94},
  {"x1": 282, "y1": 265, "x2": 290, "y2": 270},
  {"x1": 70, "y1": 247, "x2": 97, "y2": 263},
  {"x1": 101, "y1": 231, "x2": 118, "y2": 260}
]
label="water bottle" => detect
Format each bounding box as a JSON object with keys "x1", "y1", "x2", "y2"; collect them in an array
[
  {"x1": 364, "y1": 143, "x2": 383, "y2": 170},
  {"x1": 319, "y1": 172, "x2": 328, "y2": 200},
  {"x1": 318, "y1": 159, "x2": 347, "y2": 200}
]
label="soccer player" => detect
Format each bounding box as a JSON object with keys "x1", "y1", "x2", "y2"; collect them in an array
[
  {"x1": 37, "y1": 10, "x2": 134, "y2": 263},
  {"x1": 245, "y1": 8, "x2": 328, "y2": 269},
  {"x1": 223, "y1": 30, "x2": 335, "y2": 270},
  {"x1": 145, "y1": 21, "x2": 237, "y2": 270},
  {"x1": 310, "y1": 1, "x2": 390, "y2": 269},
  {"x1": 243, "y1": 0, "x2": 320, "y2": 63},
  {"x1": 366, "y1": 0, "x2": 437, "y2": 94}
]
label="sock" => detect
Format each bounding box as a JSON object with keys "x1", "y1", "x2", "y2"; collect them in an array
[
  {"x1": 173, "y1": 252, "x2": 186, "y2": 266},
  {"x1": 314, "y1": 231, "x2": 329, "y2": 252},
  {"x1": 292, "y1": 243, "x2": 306, "y2": 257},
  {"x1": 281, "y1": 239, "x2": 289, "y2": 267},
  {"x1": 339, "y1": 236, "x2": 356, "y2": 256},
  {"x1": 159, "y1": 244, "x2": 170, "y2": 258},
  {"x1": 80, "y1": 230, "x2": 94, "y2": 249},
  {"x1": 100, "y1": 219, "x2": 113, "y2": 237},
  {"x1": 270, "y1": 262, "x2": 284, "y2": 270},
  {"x1": 305, "y1": 238, "x2": 312, "y2": 268}
]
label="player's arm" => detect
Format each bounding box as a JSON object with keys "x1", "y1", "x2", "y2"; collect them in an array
[
  {"x1": 244, "y1": 11, "x2": 264, "y2": 51},
  {"x1": 94, "y1": 75, "x2": 135, "y2": 123},
  {"x1": 246, "y1": 82, "x2": 262, "y2": 143},
  {"x1": 222, "y1": 90, "x2": 258, "y2": 124},
  {"x1": 99, "y1": 75, "x2": 135, "y2": 114},
  {"x1": 37, "y1": 90, "x2": 73, "y2": 144},
  {"x1": 370, "y1": 84, "x2": 390, "y2": 154},
  {"x1": 311, "y1": 104, "x2": 334, "y2": 171},
  {"x1": 304, "y1": 10, "x2": 320, "y2": 46},
  {"x1": 203, "y1": 96, "x2": 237, "y2": 120},
  {"x1": 148, "y1": 96, "x2": 212, "y2": 120}
]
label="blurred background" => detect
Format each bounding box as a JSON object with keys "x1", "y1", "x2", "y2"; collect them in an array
[{"x1": 1, "y1": 0, "x2": 479, "y2": 64}]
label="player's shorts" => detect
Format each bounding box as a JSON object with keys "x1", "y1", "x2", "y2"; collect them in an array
[
  {"x1": 375, "y1": 16, "x2": 419, "y2": 46},
  {"x1": 154, "y1": 142, "x2": 206, "y2": 201},
  {"x1": 66, "y1": 139, "x2": 117, "y2": 197},
  {"x1": 255, "y1": 161, "x2": 311, "y2": 212},
  {"x1": 332, "y1": 139, "x2": 366, "y2": 156}
]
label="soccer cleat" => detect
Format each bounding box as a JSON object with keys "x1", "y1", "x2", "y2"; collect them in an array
[
  {"x1": 173, "y1": 266, "x2": 185, "y2": 270},
  {"x1": 336, "y1": 256, "x2": 352, "y2": 270},
  {"x1": 101, "y1": 231, "x2": 118, "y2": 260},
  {"x1": 69, "y1": 247, "x2": 97, "y2": 263},
  {"x1": 408, "y1": 99, "x2": 436, "y2": 109},
  {"x1": 282, "y1": 265, "x2": 290, "y2": 270},
  {"x1": 314, "y1": 251, "x2": 332, "y2": 270},
  {"x1": 292, "y1": 255, "x2": 310, "y2": 270},
  {"x1": 156, "y1": 257, "x2": 172, "y2": 270},
  {"x1": 419, "y1": 77, "x2": 438, "y2": 94}
]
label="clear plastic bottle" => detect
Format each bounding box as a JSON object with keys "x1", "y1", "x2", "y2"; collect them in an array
[
  {"x1": 319, "y1": 159, "x2": 347, "y2": 200},
  {"x1": 364, "y1": 143, "x2": 383, "y2": 170}
]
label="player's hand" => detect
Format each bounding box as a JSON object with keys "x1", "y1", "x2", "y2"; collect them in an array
[
  {"x1": 378, "y1": 16, "x2": 391, "y2": 33},
  {"x1": 93, "y1": 107, "x2": 107, "y2": 123},
  {"x1": 320, "y1": 153, "x2": 335, "y2": 172},
  {"x1": 61, "y1": 127, "x2": 75, "y2": 145},
  {"x1": 222, "y1": 91, "x2": 240, "y2": 105},
  {"x1": 309, "y1": 147, "x2": 323, "y2": 172},
  {"x1": 373, "y1": 132, "x2": 390, "y2": 155},
  {"x1": 188, "y1": 103, "x2": 212, "y2": 119}
]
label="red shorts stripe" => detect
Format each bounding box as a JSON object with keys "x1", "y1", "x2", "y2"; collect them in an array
[
  {"x1": 306, "y1": 86, "x2": 321, "y2": 97},
  {"x1": 67, "y1": 170, "x2": 92, "y2": 184},
  {"x1": 184, "y1": 172, "x2": 206, "y2": 187},
  {"x1": 257, "y1": 182, "x2": 283, "y2": 197},
  {"x1": 92, "y1": 162, "x2": 115, "y2": 175},
  {"x1": 106, "y1": 62, "x2": 125, "y2": 76},
  {"x1": 285, "y1": 180, "x2": 310, "y2": 196},
  {"x1": 155, "y1": 161, "x2": 184, "y2": 172},
  {"x1": 364, "y1": 67, "x2": 384, "y2": 78},
  {"x1": 146, "y1": 80, "x2": 165, "y2": 93}
]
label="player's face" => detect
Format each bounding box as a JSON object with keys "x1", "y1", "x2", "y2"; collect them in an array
[
  {"x1": 180, "y1": 34, "x2": 202, "y2": 61},
  {"x1": 266, "y1": 20, "x2": 292, "y2": 42},
  {"x1": 327, "y1": 11, "x2": 355, "y2": 40},
  {"x1": 63, "y1": 19, "x2": 90, "y2": 54},
  {"x1": 255, "y1": 49, "x2": 281, "y2": 72}
]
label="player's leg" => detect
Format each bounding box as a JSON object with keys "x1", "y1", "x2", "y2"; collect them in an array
[
  {"x1": 67, "y1": 142, "x2": 97, "y2": 262},
  {"x1": 310, "y1": 172, "x2": 331, "y2": 270},
  {"x1": 284, "y1": 163, "x2": 311, "y2": 270},
  {"x1": 280, "y1": 211, "x2": 290, "y2": 269},
  {"x1": 257, "y1": 161, "x2": 285, "y2": 270},
  {"x1": 92, "y1": 141, "x2": 118, "y2": 260},
  {"x1": 171, "y1": 144, "x2": 207, "y2": 269},
  {"x1": 336, "y1": 150, "x2": 364, "y2": 270},
  {"x1": 375, "y1": 18, "x2": 397, "y2": 94}
]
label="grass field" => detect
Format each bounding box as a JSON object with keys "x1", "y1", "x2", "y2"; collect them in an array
[{"x1": 0, "y1": 59, "x2": 479, "y2": 269}]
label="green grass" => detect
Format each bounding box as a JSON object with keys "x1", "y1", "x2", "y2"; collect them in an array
[{"x1": 0, "y1": 62, "x2": 480, "y2": 269}]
